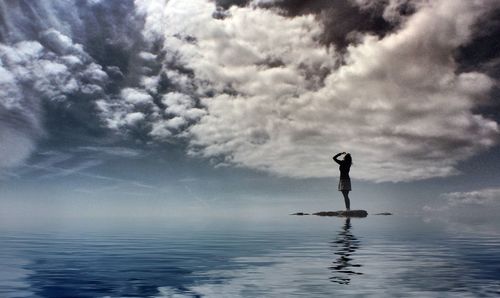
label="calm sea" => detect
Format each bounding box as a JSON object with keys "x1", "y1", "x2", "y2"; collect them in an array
[{"x1": 1, "y1": 214, "x2": 499, "y2": 297}]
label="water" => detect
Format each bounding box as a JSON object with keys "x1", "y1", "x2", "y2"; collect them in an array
[{"x1": 1, "y1": 215, "x2": 500, "y2": 297}]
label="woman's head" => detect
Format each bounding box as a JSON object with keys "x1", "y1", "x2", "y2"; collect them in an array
[{"x1": 344, "y1": 153, "x2": 352, "y2": 165}]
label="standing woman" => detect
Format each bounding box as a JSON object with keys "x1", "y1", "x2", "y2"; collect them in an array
[{"x1": 333, "y1": 152, "x2": 352, "y2": 210}]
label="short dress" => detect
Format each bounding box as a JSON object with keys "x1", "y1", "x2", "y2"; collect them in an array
[
  {"x1": 337, "y1": 161, "x2": 351, "y2": 191},
  {"x1": 338, "y1": 178, "x2": 351, "y2": 191}
]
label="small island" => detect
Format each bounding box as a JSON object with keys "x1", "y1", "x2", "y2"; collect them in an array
[{"x1": 291, "y1": 210, "x2": 368, "y2": 217}]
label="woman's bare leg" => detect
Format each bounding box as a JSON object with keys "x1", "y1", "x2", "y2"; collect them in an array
[{"x1": 341, "y1": 191, "x2": 350, "y2": 211}]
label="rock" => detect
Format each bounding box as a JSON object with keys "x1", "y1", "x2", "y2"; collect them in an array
[
  {"x1": 313, "y1": 210, "x2": 368, "y2": 218},
  {"x1": 291, "y1": 212, "x2": 309, "y2": 216},
  {"x1": 375, "y1": 212, "x2": 392, "y2": 215}
]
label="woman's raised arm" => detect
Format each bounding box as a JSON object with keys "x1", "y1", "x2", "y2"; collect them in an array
[{"x1": 333, "y1": 152, "x2": 345, "y2": 164}]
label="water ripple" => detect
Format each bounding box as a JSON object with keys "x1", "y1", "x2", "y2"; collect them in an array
[{"x1": 1, "y1": 217, "x2": 500, "y2": 297}]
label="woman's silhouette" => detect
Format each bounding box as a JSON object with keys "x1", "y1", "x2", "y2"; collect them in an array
[{"x1": 333, "y1": 152, "x2": 352, "y2": 210}]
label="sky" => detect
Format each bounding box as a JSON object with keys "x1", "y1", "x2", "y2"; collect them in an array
[{"x1": 0, "y1": 0, "x2": 499, "y2": 220}]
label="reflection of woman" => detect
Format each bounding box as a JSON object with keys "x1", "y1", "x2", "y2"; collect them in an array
[
  {"x1": 333, "y1": 152, "x2": 352, "y2": 210},
  {"x1": 329, "y1": 218, "x2": 362, "y2": 285}
]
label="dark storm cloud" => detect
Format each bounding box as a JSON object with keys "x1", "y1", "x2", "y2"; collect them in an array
[
  {"x1": 0, "y1": 0, "x2": 170, "y2": 171},
  {"x1": 215, "y1": 0, "x2": 250, "y2": 9},
  {"x1": 456, "y1": 7, "x2": 500, "y2": 78},
  {"x1": 454, "y1": 5, "x2": 500, "y2": 127},
  {"x1": 2, "y1": 0, "x2": 500, "y2": 184},
  {"x1": 259, "y1": 0, "x2": 396, "y2": 50},
  {"x1": 214, "y1": 0, "x2": 413, "y2": 51}
]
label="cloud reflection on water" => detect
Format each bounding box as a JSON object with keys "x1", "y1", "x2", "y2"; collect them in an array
[{"x1": 2, "y1": 217, "x2": 500, "y2": 297}]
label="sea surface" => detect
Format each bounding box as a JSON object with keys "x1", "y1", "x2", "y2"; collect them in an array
[{"x1": 1, "y1": 214, "x2": 499, "y2": 297}]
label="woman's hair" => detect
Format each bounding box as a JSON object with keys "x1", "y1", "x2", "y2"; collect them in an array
[{"x1": 344, "y1": 153, "x2": 352, "y2": 166}]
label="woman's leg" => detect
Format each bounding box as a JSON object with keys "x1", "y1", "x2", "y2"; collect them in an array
[{"x1": 341, "y1": 191, "x2": 350, "y2": 210}]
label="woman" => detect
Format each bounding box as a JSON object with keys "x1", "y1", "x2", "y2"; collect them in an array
[{"x1": 333, "y1": 152, "x2": 352, "y2": 211}]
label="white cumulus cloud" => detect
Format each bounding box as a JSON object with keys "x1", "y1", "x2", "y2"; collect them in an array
[
  {"x1": 134, "y1": 0, "x2": 499, "y2": 182},
  {"x1": 424, "y1": 187, "x2": 500, "y2": 214},
  {"x1": 441, "y1": 188, "x2": 500, "y2": 207},
  {"x1": 423, "y1": 187, "x2": 500, "y2": 234}
]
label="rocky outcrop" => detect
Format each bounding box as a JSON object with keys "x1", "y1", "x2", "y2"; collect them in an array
[
  {"x1": 313, "y1": 210, "x2": 368, "y2": 217},
  {"x1": 292, "y1": 210, "x2": 368, "y2": 217}
]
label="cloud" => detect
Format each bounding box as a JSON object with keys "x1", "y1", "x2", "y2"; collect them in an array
[
  {"x1": 0, "y1": 42, "x2": 48, "y2": 170},
  {"x1": 17, "y1": 149, "x2": 156, "y2": 192},
  {"x1": 423, "y1": 187, "x2": 500, "y2": 219},
  {"x1": 1, "y1": 0, "x2": 499, "y2": 184},
  {"x1": 162, "y1": 92, "x2": 206, "y2": 120},
  {"x1": 124, "y1": 112, "x2": 146, "y2": 125},
  {"x1": 0, "y1": 125, "x2": 36, "y2": 169},
  {"x1": 96, "y1": 88, "x2": 158, "y2": 132},
  {"x1": 0, "y1": 34, "x2": 107, "y2": 170},
  {"x1": 423, "y1": 187, "x2": 500, "y2": 235},
  {"x1": 121, "y1": 88, "x2": 153, "y2": 105},
  {"x1": 444, "y1": 188, "x2": 500, "y2": 206},
  {"x1": 254, "y1": 0, "x2": 401, "y2": 50},
  {"x1": 0, "y1": 0, "x2": 155, "y2": 171},
  {"x1": 76, "y1": 146, "x2": 143, "y2": 158},
  {"x1": 430, "y1": 188, "x2": 500, "y2": 210},
  {"x1": 35, "y1": 159, "x2": 104, "y2": 180},
  {"x1": 135, "y1": 0, "x2": 499, "y2": 182}
]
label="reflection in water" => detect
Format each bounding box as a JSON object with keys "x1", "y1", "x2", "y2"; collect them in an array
[
  {"x1": 329, "y1": 218, "x2": 363, "y2": 284},
  {"x1": 3, "y1": 218, "x2": 500, "y2": 296}
]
